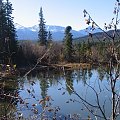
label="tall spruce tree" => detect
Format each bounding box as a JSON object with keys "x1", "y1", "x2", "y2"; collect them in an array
[
  {"x1": 47, "y1": 31, "x2": 52, "y2": 46},
  {"x1": 0, "y1": 0, "x2": 18, "y2": 64},
  {"x1": 64, "y1": 26, "x2": 73, "y2": 62},
  {"x1": 38, "y1": 7, "x2": 47, "y2": 46},
  {"x1": 0, "y1": 0, "x2": 6, "y2": 54}
]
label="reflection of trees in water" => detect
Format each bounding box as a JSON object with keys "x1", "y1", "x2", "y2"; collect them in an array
[
  {"x1": 88, "y1": 68, "x2": 92, "y2": 79},
  {"x1": 37, "y1": 70, "x2": 64, "y2": 98},
  {"x1": 47, "y1": 71, "x2": 63, "y2": 86},
  {"x1": 82, "y1": 69, "x2": 88, "y2": 85},
  {"x1": 40, "y1": 78, "x2": 49, "y2": 107},
  {"x1": 64, "y1": 70, "x2": 74, "y2": 95},
  {"x1": 44, "y1": 68, "x2": 94, "y2": 95},
  {"x1": 1, "y1": 67, "x2": 117, "y2": 119},
  {"x1": 97, "y1": 66, "x2": 115, "y2": 81},
  {"x1": 97, "y1": 67, "x2": 106, "y2": 81},
  {"x1": 37, "y1": 72, "x2": 49, "y2": 108},
  {"x1": 0, "y1": 79, "x2": 19, "y2": 119},
  {"x1": 36, "y1": 71, "x2": 64, "y2": 119},
  {"x1": 75, "y1": 69, "x2": 91, "y2": 85},
  {"x1": 26, "y1": 67, "x2": 115, "y2": 100},
  {"x1": 37, "y1": 70, "x2": 63, "y2": 86}
]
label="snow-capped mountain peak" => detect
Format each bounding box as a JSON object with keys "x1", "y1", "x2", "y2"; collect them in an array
[
  {"x1": 14, "y1": 23, "x2": 85, "y2": 40},
  {"x1": 28, "y1": 25, "x2": 39, "y2": 32},
  {"x1": 28, "y1": 24, "x2": 65, "y2": 32},
  {"x1": 14, "y1": 23, "x2": 102, "y2": 40}
]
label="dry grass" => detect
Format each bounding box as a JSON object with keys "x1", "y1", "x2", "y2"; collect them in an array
[{"x1": 51, "y1": 63, "x2": 91, "y2": 70}]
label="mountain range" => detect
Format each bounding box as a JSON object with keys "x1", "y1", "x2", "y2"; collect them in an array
[{"x1": 15, "y1": 23, "x2": 102, "y2": 41}]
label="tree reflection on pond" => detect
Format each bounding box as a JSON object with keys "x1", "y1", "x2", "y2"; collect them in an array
[{"x1": 0, "y1": 67, "x2": 120, "y2": 119}]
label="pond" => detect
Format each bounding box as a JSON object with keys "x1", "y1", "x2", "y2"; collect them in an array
[{"x1": 0, "y1": 67, "x2": 120, "y2": 120}]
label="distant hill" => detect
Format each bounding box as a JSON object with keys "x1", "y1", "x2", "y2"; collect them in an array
[
  {"x1": 74, "y1": 29, "x2": 120, "y2": 43},
  {"x1": 15, "y1": 23, "x2": 102, "y2": 41}
]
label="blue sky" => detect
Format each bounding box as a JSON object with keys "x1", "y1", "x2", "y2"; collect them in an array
[{"x1": 11, "y1": 0, "x2": 117, "y2": 30}]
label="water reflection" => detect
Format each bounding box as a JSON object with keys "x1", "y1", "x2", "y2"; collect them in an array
[
  {"x1": 38, "y1": 73, "x2": 49, "y2": 109},
  {"x1": 0, "y1": 67, "x2": 120, "y2": 119},
  {"x1": 65, "y1": 70, "x2": 74, "y2": 95}
]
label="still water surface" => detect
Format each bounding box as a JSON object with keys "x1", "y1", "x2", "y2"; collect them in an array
[{"x1": 0, "y1": 67, "x2": 120, "y2": 119}]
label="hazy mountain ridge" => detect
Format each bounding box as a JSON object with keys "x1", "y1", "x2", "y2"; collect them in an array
[
  {"x1": 74, "y1": 29, "x2": 120, "y2": 43},
  {"x1": 15, "y1": 23, "x2": 102, "y2": 40}
]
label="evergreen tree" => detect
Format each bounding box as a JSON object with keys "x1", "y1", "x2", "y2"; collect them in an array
[
  {"x1": 64, "y1": 26, "x2": 73, "y2": 62},
  {"x1": 0, "y1": 0, "x2": 18, "y2": 64},
  {"x1": 38, "y1": 7, "x2": 47, "y2": 46},
  {"x1": 47, "y1": 31, "x2": 52, "y2": 46},
  {"x1": 0, "y1": 0, "x2": 6, "y2": 55},
  {"x1": 80, "y1": 42, "x2": 87, "y2": 62}
]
